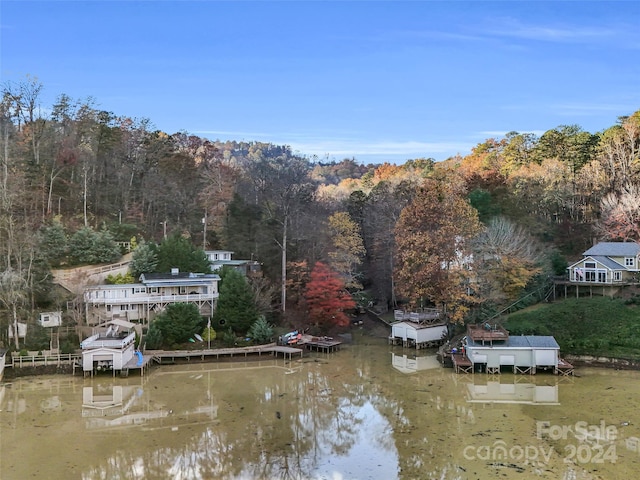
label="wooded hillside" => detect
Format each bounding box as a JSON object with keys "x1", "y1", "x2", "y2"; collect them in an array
[{"x1": 1, "y1": 78, "x2": 639, "y2": 339}]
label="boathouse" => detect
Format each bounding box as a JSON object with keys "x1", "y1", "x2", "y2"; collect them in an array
[
  {"x1": 81, "y1": 319, "x2": 143, "y2": 376},
  {"x1": 449, "y1": 323, "x2": 573, "y2": 375},
  {"x1": 389, "y1": 321, "x2": 448, "y2": 349},
  {"x1": 464, "y1": 335, "x2": 560, "y2": 374}
]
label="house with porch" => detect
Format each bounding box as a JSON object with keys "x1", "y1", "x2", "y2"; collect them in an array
[
  {"x1": 83, "y1": 269, "x2": 220, "y2": 326},
  {"x1": 567, "y1": 242, "x2": 640, "y2": 284},
  {"x1": 205, "y1": 250, "x2": 261, "y2": 276}
]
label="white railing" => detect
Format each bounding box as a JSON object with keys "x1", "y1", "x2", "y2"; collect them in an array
[
  {"x1": 81, "y1": 332, "x2": 136, "y2": 349},
  {"x1": 9, "y1": 353, "x2": 81, "y2": 368},
  {"x1": 85, "y1": 293, "x2": 218, "y2": 305}
]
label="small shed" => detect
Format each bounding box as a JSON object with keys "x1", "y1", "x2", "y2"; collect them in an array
[
  {"x1": 390, "y1": 321, "x2": 448, "y2": 349},
  {"x1": 39, "y1": 311, "x2": 63, "y2": 328},
  {"x1": 465, "y1": 335, "x2": 560, "y2": 374}
]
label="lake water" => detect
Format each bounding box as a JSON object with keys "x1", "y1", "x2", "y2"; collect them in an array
[{"x1": 2, "y1": 337, "x2": 640, "y2": 479}]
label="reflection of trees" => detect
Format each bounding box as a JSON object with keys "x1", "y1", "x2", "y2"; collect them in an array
[{"x1": 77, "y1": 356, "x2": 403, "y2": 480}]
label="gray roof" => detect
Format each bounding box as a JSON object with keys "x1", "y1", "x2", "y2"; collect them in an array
[
  {"x1": 589, "y1": 255, "x2": 627, "y2": 270},
  {"x1": 468, "y1": 335, "x2": 559, "y2": 349},
  {"x1": 583, "y1": 242, "x2": 640, "y2": 257},
  {"x1": 507, "y1": 336, "x2": 559, "y2": 349}
]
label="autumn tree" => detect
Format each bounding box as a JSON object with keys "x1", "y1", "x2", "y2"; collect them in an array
[
  {"x1": 394, "y1": 178, "x2": 482, "y2": 322},
  {"x1": 327, "y1": 211, "x2": 365, "y2": 290},
  {"x1": 471, "y1": 216, "x2": 543, "y2": 303},
  {"x1": 241, "y1": 148, "x2": 314, "y2": 312},
  {"x1": 304, "y1": 262, "x2": 355, "y2": 331},
  {"x1": 594, "y1": 184, "x2": 640, "y2": 242}
]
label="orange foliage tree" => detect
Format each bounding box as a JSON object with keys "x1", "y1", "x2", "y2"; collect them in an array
[
  {"x1": 304, "y1": 262, "x2": 356, "y2": 331},
  {"x1": 394, "y1": 179, "x2": 482, "y2": 322}
]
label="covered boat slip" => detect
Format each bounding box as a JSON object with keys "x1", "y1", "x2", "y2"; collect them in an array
[
  {"x1": 463, "y1": 335, "x2": 574, "y2": 375},
  {"x1": 389, "y1": 321, "x2": 448, "y2": 349}
]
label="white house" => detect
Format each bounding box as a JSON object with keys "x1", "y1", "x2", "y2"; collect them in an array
[
  {"x1": 83, "y1": 269, "x2": 220, "y2": 326},
  {"x1": 205, "y1": 250, "x2": 261, "y2": 276}
]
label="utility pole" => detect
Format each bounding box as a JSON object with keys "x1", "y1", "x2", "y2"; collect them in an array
[{"x1": 202, "y1": 211, "x2": 207, "y2": 249}]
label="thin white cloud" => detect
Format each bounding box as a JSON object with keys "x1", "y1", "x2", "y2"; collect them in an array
[
  {"x1": 484, "y1": 18, "x2": 618, "y2": 43},
  {"x1": 193, "y1": 129, "x2": 473, "y2": 161}
]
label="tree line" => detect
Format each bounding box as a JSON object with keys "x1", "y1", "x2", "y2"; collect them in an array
[{"x1": 1, "y1": 77, "x2": 639, "y2": 345}]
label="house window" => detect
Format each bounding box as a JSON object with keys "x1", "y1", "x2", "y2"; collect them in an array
[
  {"x1": 585, "y1": 271, "x2": 596, "y2": 282},
  {"x1": 149, "y1": 287, "x2": 158, "y2": 294},
  {"x1": 133, "y1": 287, "x2": 146, "y2": 294},
  {"x1": 625, "y1": 257, "x2": 635, "y2": 267},
  {"x1": 585, "y1": 262, "x2": 596, "y2": 269},
  {"x1": 42, "y1": 315, "x2": 50, "y2": 323},
  {"x1": 598, "y1": 271, "x2": 607, "y2": 282},
  {"x1": 614, "y1": 271, "x2": 622, "y2": 281},
  {"x1": 179, "y1": 286, "x2": 188, "y2": 294},
  {"x1": 106, "y1": 305, "x2": 112, "y2": 312}
]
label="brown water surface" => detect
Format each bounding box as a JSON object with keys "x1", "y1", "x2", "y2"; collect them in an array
[{"x1": 2, "y1": 338, "x2": 640, "y2": 479}]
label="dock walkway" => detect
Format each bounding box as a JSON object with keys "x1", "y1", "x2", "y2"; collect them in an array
[{"x1": 147, "y1": 343, "x2": 304, "y2": 365}]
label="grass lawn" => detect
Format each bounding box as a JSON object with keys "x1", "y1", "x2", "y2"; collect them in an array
[{"x1": 504, "y1": 297, "x2": 640, "y2": 360}]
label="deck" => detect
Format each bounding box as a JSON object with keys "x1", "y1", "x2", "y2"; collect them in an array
[
  {"x1": 467, "y1": 323, "x2": 509, "y2": 344},
  {"x1": 147, "y1": 343, "x2": 304, "y2": 364},
  {"x1": 555, "y1": 358, "x2": 575, "y2": 376},
  {"x1": 452, "y1": 353, "x2": 473, "y2": 373},
  {"x1": 303, "y1": 337, "x2": 342, "y2": 353}
]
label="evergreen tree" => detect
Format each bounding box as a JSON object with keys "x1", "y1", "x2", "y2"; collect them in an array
[
  {"x1": 156, "y1": 233, "x2": 211, "y2": 273},
  {"x1": 149, "y1": 303, "x2": 202, "y2": 347},
  {"x1": 214, "y1": 267, "x2": 259, "y2": 334},
  {"x1": 38, "y1": 218, "x2": 68, "y2": 266},
  {"x1": 68, "y1": 227, "x2": 120, "y2": 265},
  {"x1": 129, "y1": 240, "x2": 159, "y2": 278}
]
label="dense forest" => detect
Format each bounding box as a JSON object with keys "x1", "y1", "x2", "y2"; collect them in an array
[{"x1": 1, "y1": 78, "x2": 639, "y2": 343}]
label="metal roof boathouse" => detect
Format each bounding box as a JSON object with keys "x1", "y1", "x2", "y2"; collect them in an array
[{"x1": 453, "y1": 324, "x2": 574, "y2": 375}]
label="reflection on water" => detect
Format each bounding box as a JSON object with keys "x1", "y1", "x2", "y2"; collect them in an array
[
  {"x1": 2, "y1": 343, "x2": 640, "y2": 479},
  {"x1": 391, "y1": 352, "x2": 441, "y2": 374},
  {"x1": 462, "y1": 376, "x2": 563, "y2": 405}
]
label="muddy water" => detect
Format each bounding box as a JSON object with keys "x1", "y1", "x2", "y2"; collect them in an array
[{"x1": 2, "y1": 338, "x2": 640, "y2": 480}]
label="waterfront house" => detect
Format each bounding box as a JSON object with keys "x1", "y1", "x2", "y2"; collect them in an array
[
  {"x1": 83, "y1": 269, "x2": 220, "y2": 326},
  {"x1": 205, "y1": 250, "x2": 261, "y2": 276},
  {"x1": 567, "y1": 242, "x2": 640, "y2": 284}
]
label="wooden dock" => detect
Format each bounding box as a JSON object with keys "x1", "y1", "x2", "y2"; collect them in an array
[
  {"x1": 303, "y1": 337, "x2": 342, "y2": 353},
  {"x1": 146, "y1": 343, "x2": 304, "y2": 365},
  {"x1": 555, "y1": 358, "x2": 575, "y2": 376},
  {"x1": 452, "y1": 353, "x2": 473, "y2": 373}
]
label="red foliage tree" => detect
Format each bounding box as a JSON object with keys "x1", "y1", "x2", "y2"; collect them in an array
[{"x1": 304, "y1": 262, "x2": 356, "y2": 331}]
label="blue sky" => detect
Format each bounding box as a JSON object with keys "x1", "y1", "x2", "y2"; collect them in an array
[{"x1": 2, "y1": 1, "x2": 639, "y2": 164}]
